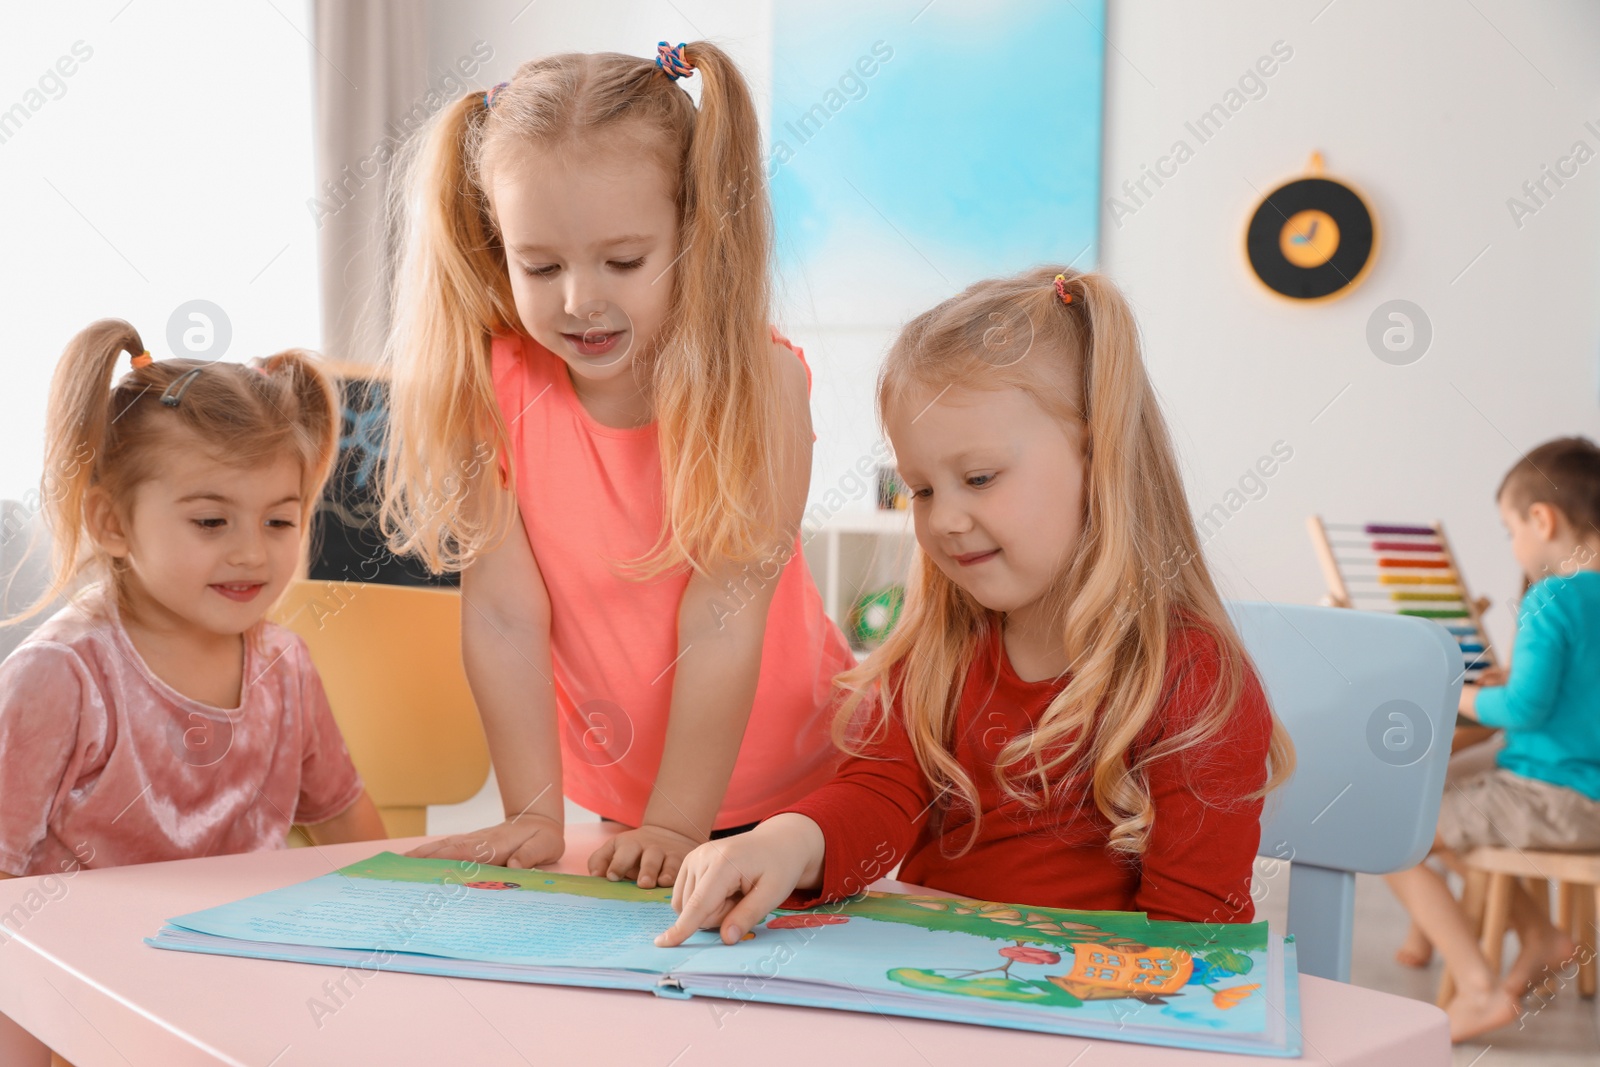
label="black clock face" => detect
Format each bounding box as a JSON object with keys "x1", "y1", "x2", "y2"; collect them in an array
[{"x1": 1246, "y1": 177, "x2": 1376, "y2": 301}]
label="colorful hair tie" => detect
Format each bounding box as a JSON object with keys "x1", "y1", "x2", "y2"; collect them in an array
[
  {"x1": 483, "y1": 81, "x2": 509, "y2": 109},
  {"x1": 1053, "y1": 273, "x2": 1075, "y2": 306},
  {"x1": 656, "y1": 41, "x2": 694, "y2": 80},
  {"x1": 130, "y1": 350, "x2": 153, "y2": 369}
]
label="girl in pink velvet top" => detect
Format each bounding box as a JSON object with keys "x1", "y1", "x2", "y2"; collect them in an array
[
  {"x1": 381, "y1": 43, "x2": 852, "y2": 890},
  {"x1": 0, "y1": 320, "x2": 387, "y2": 878}
]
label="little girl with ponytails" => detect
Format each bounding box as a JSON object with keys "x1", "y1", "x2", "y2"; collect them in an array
[
  {"x1": 0, "y1": 322, "x2": 384, "y2": 1066},
  {"x1": 384, "y1": 42, "x2": 852, "y2": 888},
  {"x1": 658, "y1": 267, "x2": 1295, "y2": 946}
]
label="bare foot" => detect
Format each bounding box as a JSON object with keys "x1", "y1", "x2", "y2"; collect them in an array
[
  {"x1": 1395, "y1": 922, "x2": 1433, "y2": 968},
  {"x1": 1502, "y1": 922, "x2": 1579, "y2": 997},
  {"x1": 1445, "y1": 984, "x2": 1521, "y2": 1042}
]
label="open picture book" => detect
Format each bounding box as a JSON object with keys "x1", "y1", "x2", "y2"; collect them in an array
[{"x1": 146, "y1": 851, "x2": 1303, "y2": 1057}]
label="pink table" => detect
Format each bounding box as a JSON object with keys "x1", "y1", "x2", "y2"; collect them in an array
[{"x1": 0, "y1": 825, "x2": 1448, "y2": 1065}]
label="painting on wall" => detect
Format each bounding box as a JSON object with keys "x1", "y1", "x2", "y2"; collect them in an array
[{"x1": 769, "y1": 0, "x2": 1106, "y2": 330}]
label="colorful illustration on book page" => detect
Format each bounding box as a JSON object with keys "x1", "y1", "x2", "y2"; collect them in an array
[{"x1": 732, "y1": 890, "x2": 1270, "y2": 1033}]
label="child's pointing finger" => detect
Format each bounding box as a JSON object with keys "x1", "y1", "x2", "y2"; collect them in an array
[
  {"x1": 655, "y1": 868, "x2": 735, "y2": 946},
  {"x1": 654, "y1": 896, "x2": 717, "y2": 947}
]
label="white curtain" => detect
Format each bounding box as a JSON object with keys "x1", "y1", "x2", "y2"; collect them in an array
[
  {"x1": 310, "y1": 0, "x2": 429, "y2": 366},
  {"x1": 0, "y1": 502, "x2": 58, "y2": 661}
]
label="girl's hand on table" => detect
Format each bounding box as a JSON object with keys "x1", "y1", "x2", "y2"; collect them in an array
[
  {"x1": 406, "y1": 813, "x2": 564, "y2": 869},
  {"x1": 588, "y1": 824, "x2": 700, "y2": 889}
]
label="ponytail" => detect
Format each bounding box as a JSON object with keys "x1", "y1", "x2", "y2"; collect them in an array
[
  {"x1": 254, "y1": 349, "x2": 344, "y2": 514},
  {"x1": 639, "y1": 40, "x2": 783, "y2": 578},
  {"x1": 380, "y1": 90, "x2": 520, "y2": 574},
  {"x1": 4, "y1": 320, "x2": 147, "y2": 627}
]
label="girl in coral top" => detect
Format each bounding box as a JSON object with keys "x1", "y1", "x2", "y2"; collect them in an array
[
  {"x1": 383, "y1": 43, "x2": 852, "y2": 889},
  {"x1": 658, "y1": 267, "x2": 1297, "y2": 947}
]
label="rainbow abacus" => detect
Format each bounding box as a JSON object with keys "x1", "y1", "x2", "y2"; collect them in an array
[{"x1": 1307, "y1": 517, "x2": 1496, "y2": 684}]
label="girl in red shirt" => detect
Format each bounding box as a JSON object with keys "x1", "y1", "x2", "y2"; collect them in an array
[{"x1": 658, "y1": 267, "x2": 1296, "y2": 946}]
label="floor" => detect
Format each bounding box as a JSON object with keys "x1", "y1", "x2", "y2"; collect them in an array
[
  {"x1": 429, "y1": 776, "x2": 1600, "y2": 1063},
  {"x1": 1248, "y1": 858, "x2": 1600, "y2": 1065}
]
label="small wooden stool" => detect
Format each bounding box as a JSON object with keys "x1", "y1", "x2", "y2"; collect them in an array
[{"x1": 1436, "y1": 848, "x2": 1600, "y2": 1007}]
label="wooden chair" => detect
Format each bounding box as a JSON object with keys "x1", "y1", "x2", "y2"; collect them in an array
[
  {"x1": 270, "y1": 579, "x2": 491, "y2": 838},
  {"x1": 1437, "y1": 848, "x2": 1600, "y2": 1006}
]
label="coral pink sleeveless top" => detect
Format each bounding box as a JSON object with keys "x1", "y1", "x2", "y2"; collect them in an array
[{"x1": 489, "y1": 329, "x2": 852, "y2": 829}]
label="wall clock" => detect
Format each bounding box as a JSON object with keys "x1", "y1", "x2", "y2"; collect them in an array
[{"x1": 1246, "y1": 153, "x2": 1377, "y2": 302}]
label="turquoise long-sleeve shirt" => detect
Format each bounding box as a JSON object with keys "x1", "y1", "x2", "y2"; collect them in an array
[{"x1": 1474, "y1": 569, "x2": 1600, "y2": 800}]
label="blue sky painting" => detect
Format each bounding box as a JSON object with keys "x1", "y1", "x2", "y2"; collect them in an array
[{"x1": 769, "y1": 0, "x2": 1107, "y2": 328}]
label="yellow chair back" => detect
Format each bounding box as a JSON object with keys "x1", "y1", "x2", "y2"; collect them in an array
[{"x1": 270, "y1": 579, "x2": 490, "y2": 838}]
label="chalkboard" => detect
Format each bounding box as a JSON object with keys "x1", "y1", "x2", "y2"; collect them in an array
[{"x1": 308, "y1": 373, "x2": 459, "y2": 588}]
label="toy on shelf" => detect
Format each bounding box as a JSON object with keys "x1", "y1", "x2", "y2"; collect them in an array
[
  {"x1": 802, "y1": 509, "x2": 915, "y2": 659},
  {"x1": 1306, "y1": 517, "x2": 1495, "y2": 683},
  {"x1": 848, "y1": 585, "x2": 905, "y2": 650}
]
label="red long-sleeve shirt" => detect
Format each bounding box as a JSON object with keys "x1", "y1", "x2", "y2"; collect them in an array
[{"x1": 775, "y1": 620, "x2": 1273, "y2": 923}]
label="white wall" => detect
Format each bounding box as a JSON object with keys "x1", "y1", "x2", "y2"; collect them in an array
[
  {"x1": 0, "y1": 2, "x2": 321, "y2": 506},
  {"x1": 1098, "y1": 0, "x2": 1600, "y2": 649},
  {"x1": 420, "y1": 0, "x2": 1600, "y2": 652},
  {"x1": 418, "y1": 1, "x2": 770, "y2": 117}
]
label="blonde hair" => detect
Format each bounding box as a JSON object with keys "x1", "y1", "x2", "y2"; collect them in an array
[
  {"x1": 6, "y1": 318, "x2": 340, "y2": 632},
  {"x1": 379, "y1": 43, "x2": 782, "y2": 578},
  {"x1": 837, "y1": 266, "x2": 1294, "y2": 857}
]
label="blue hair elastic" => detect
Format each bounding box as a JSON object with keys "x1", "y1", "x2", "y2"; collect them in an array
[
  {"x1": 655, "y1": 41, "x2": 694, "y2": 80},
  {"x1": 483, "y1": 81, "x2": 509, "y2": 109}
]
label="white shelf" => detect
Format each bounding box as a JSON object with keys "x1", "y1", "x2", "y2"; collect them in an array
[
  {"x1": 801, "y1": 509, "x2": 917, "y2": 650},
  {"x1": 803, "y1": 508, "x2": 914, "y2": 536}
]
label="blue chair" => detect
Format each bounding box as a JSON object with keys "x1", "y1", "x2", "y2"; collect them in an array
[{"x1": 1228, "y1": 601, "x2": 1461, "y2": 982}]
